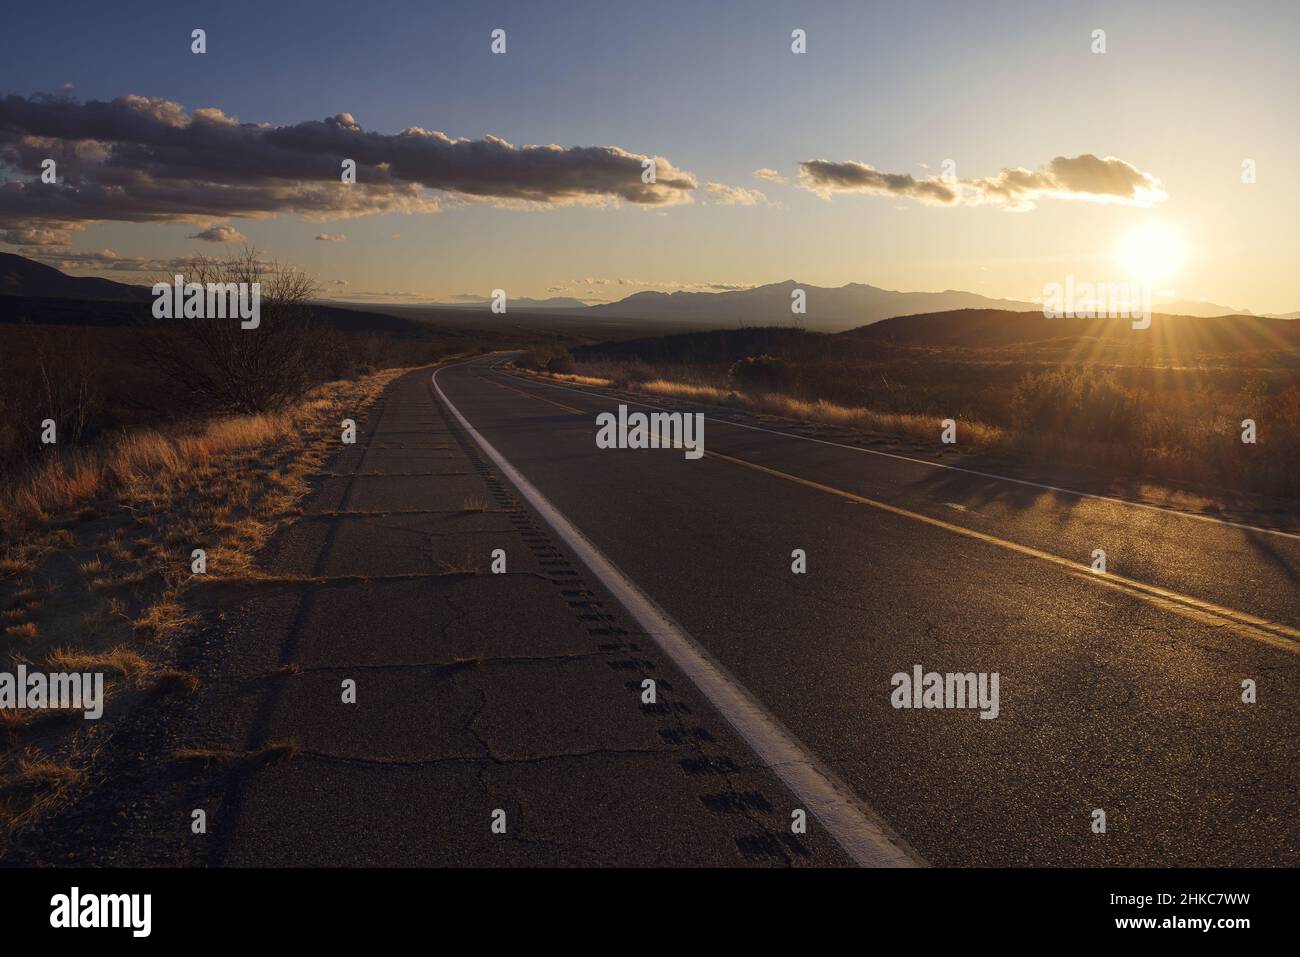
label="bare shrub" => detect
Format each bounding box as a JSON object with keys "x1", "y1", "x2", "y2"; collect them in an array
[
  {"x1": 144, "y1": 247, "x2": 324, "y2": 413},
  {"x1": 0, "y1": 327, "x2": 105, "y2": 472}
]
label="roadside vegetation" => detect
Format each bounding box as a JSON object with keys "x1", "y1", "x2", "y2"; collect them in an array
[
  {"x1": 517, "y1": 315, "x2": 1300, "y2": 500},
  {"x1": 0, "y1": 248, "x2": 547, "y2": 849},
  {"x1": 0, "y1": 365, "x2": 410, "y2": 847}
]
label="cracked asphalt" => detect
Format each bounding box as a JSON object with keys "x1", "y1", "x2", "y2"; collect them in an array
[{"x1": 5, "y1": 364, "x2": 848, "y2": 867}]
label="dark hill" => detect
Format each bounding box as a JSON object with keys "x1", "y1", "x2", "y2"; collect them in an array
[
  {"x1": 0, "y1": 252, "x2": 150, "y2": 301},
  {"x1": 0, "y1": 294, "x2": 436, "y2": 338},
  {"x1": 843, "y1": 308, "x2": 1300, "y2": 353}
]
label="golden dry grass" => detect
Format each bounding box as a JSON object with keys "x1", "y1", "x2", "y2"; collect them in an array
[
  {"x1": 638, "y1": 379, "x2": 731, "y2": 402},
  {"x1": 3, "y1": 622, "x2": 38, "y2": 642},
  {"x1": 12, "y1": 752, "x2": 84, "y2": 791},
  {"x1": 529, "y1": 369, "x2": 1006, "y2": 449},
  {"x1": 47, "y1": 644, "x2": 151, "y2": 685},
  {"x1": 545, "y1": 371, "x2": 614, "y2": 387},
  {"x1": 742, "y1": 391, "x2": 1003, "y2": 447},
  {"x1": 0, "y1": 366, "x2": 414, "y2": 849},
  {"x1": 130, "y1": 599, "x2": 198, "y2": 641},
  {"x1": 0, "y1": 555, "x2": 35, "y2": 579},
  {"x1": 1, "y1": 372, "x2": 398, "y2": 533},
  {"x1": 170, "y1": 740, "x2": 298, "y2": 767}
]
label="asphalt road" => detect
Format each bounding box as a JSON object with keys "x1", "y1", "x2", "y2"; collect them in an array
[
  {"x1": 10, "y1": 356, "x2": 1294, "y2": 868},
  {"x1": 432, "y1": 354, "x2": 1300, "y2": 867}
]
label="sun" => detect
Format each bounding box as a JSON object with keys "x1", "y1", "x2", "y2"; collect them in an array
[{"x1": 1114, "y1": 222, "x2": 1187, "y2": 285}]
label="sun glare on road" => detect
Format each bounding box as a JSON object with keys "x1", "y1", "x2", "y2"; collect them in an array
[{"x1": 1115, "y1": 221, "x2": 1188, "y2": 285}]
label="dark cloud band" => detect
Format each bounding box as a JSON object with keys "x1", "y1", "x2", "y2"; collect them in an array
[{"x1": 0, "y1": 93, "x2": 698, "y2": 244}]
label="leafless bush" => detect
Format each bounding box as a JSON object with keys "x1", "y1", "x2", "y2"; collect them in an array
[
  {"x1": 145, "y1": 247, "x2": 325, "y2": 413},
  {"x1": 0, "y1": 327, "x2": 105, "y2": 471}
]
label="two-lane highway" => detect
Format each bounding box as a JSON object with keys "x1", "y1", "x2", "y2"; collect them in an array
[{"x1": 434, "y1": 355, "x2": 1299, "y2": 866}]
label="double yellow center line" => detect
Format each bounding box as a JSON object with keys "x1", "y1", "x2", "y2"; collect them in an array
[{"x1": 486, "y1": 369, "x2": 1300, "y2": 655}]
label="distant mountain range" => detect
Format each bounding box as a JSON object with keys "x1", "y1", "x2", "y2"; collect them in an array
[
  {"x1": 1155, "y1": 299, "x2": 1256, "y2": 317},
  {"x1": 434, "y1": 295, "x2": 594, "y2": 311},
  {"x1": 2, "y1": 253, "x2": 1296, "y2": 328},
  {"x1": 1172, "y1": 303, "x2": 1300, "y2": 320},
  {"x1": 581, "y1": 280, "x2": 1042, "y2": 330}
]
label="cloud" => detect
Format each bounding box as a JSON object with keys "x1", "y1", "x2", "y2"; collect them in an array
[
  {"x1": 797, "y1": 153, "x2": 1166, "y2": 209},
  {"x1": 798, "y1": 160, "x2": 957, "y2": 204},
  {"x1": 187, "y1": 223, "x2": 247, "y2": 242},
  {"x1": 702, "y1": 182, "x2": 768, "y2": 206},
  {"x1": 1, "y1": 224, "x2": 78, "y2": 245},
  {"x1": 315, "y1": 232, "x2": 345, "y2": 241},
  {"x1": 753, "y1": 167, "x2": 787, "y2": 184},
  {"x1": 17, "y1": 246, "x2": 220, "y2": 276},
  {"x1": 0, "y1": 93, "x2": 699, "y2": 245}
]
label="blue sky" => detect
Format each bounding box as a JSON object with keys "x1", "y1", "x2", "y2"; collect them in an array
[{"x1": 2, "y1": 0, "x2": 1297, "y2": 311}]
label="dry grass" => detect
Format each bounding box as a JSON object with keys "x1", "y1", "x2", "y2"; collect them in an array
[
  {"x1": 529, "y1": 369, "x2": 1006, "y2": 449},
  {"x1": 131, "y1": 599, "x2": 199, "y2": 641},
  {"x1": 638, "y1": 379, "x2": 731, "y2": 402},
  {"x1": 0, "y1": 372, "x2": 396, "y2": 533},
  {"x1": 47, "y1": 644, "x2": 151, "y2": 685},
  {"x1": 546, "y1": 372, "x2": 614, "y2": 387},
  {"x1": 170, "y1": 740, "x2": 298, "y2": 767},
  {"x1": 741, "y1": 391, "x2": 1003, "y2": 447},
  {"x1": 3, "y1": 622, "x2": 38, "y2": 642},
  {"x1": 0, "y1": 365, "x2": 412, "y2": 849},
  {"x1": 12, "y1": 752, "x2": 84, "y2": 791},
  {"x1": 152, "y1": 668, "x2": 200, "y2": 696},
  {"x1": 0, "y1": 555, "x2": 35, "y2": 579}
]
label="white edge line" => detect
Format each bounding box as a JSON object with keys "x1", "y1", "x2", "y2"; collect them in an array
[
  {"x1": 498, "y1": 362, "x2": 1300, "y2": 543},
  {"x1": 433, "y1": 360, "x2": 923, "y2": 868}
]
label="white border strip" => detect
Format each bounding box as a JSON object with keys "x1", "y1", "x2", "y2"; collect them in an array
[
  {"x1": 433, "y1": 360, "x2": 922, "y2": 868},
  {"x1": 501, "y1": 364, "x2": 1300, "y2": 542}
]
